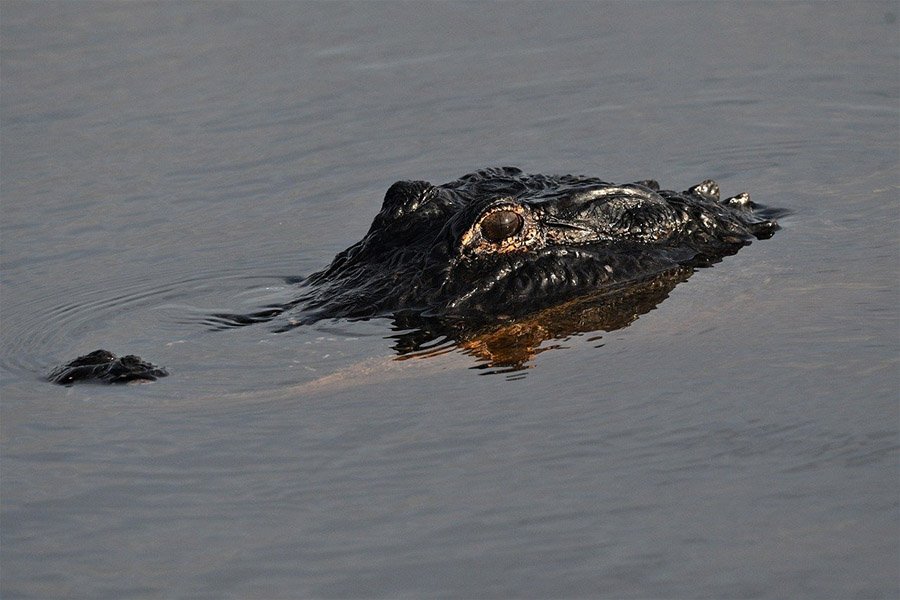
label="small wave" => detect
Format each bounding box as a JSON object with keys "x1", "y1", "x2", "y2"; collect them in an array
[{"x1": 1, "y1": 268, "x2": 303, "y2": 379}]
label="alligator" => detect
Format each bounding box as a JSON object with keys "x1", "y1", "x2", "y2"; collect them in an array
[{"x1": 49, "y1": 167, "x2": 785, "y2": 384}]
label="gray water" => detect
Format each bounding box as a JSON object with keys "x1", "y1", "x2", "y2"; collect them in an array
[{"x1": 1, "y1": 2, "x2": 897, "y2": 598}]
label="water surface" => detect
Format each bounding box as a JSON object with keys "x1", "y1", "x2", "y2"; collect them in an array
[{"x1": 2, "y1": 2, "x2": 897, "y2": 598}]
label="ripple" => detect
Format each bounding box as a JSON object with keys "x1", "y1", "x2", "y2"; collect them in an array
[{"x1": 1, "y1": 266, "x2": 302, "y2": 379}]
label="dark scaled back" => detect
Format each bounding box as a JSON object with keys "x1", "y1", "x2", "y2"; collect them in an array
[{"x1": 48, "y1": 349, "x2": 168, "y2": 385}]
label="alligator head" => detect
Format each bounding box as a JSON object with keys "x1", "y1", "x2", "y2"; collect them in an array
[{"x1": 299, "y1": 167, "x2": 782, "y2": 325}]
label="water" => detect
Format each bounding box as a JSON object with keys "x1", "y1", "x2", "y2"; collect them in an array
[{"x1": 2, "y1": 2, "x2": 897, "y2": 598}]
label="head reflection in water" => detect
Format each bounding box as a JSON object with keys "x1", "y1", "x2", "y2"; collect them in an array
[{"x1": 388, "y1": 266, "x2": 692, "y2": 373}]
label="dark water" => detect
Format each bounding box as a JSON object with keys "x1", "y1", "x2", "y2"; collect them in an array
[{"x1": 2, "y1": 2, "x2": 897, "y2": 598}]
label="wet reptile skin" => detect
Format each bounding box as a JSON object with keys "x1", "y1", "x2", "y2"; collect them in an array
[{"x1": 50, "y1": 167, "x2": 785, "y2": 383}]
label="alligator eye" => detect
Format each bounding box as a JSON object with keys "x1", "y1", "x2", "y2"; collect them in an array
[{"x1": 480, "y1": 210, "x2": 523, "y2": 243}]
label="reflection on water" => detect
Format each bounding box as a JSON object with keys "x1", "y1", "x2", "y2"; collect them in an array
[
  {"x1": 199, "y1": 267, "x2": 690, "y2": 373},
  {"x1": 390, "y1": 267, "x2": 692, "y2": 372}
]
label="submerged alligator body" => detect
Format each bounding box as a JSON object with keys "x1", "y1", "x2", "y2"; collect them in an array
[
  {"x1": 50, "y1": 167, "x2": 785, "y2": 383},
  {"x1": 48, "y1": 350, "x2": 168, "y2": 385}
]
